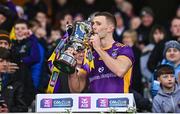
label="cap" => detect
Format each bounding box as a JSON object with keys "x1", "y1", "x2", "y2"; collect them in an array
[
  {"x1": 163, "y1": 40, "x2": 180, "y2": 57},
  {"x1": 0, "y1": 30, "x2": 11, "y2": 44},
  {"x1": 141, "y1": 7, "x2": 154, "y2": 17}
]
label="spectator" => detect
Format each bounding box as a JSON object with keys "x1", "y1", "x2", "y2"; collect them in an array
[
  {"x1": 24, "y1": 0, "x2": 48, "y2": 20},
  {"x1": 122, "y1": 30, "x2": 143, "y2": 94},
  {"x1": 151, "y1": 40, "x2": 180, "y2": 98},
  {"x1": 11, "y1": 19, "x2": 40, "y2": 92},
  {"x1": 162, "y1": 40, "x2": 180, "y2": 82},
  {"x1": 0, "y1": 47, "x2": 28, "y2": 112},
  {"x1": 113, "y1": 12, "x2": 127, "y2": 43},
  {"x1": 152, "y1": 64, "x2": 180, "y2": 113},
  {"x1": 0, "y1": 30, "x2": 29, "y2": 112},
  {"x1": 0, "y1": 5, "x2": 16, "y2": 32},
  {"x1": 147, "y1": 25, "x2": 168, "y2": 73},
  {"x1": 175, "y1": 5, "x2": 180, "y2": 18},
  {"x1": 129, "y1": 16, "x2": 141, "y2": 31},
  {"x1": 170, "y1": 17, "x2": 180, "y2": 41},
  {"x1": 137, "y1": 6, "x2": 155, "y2": 45}
]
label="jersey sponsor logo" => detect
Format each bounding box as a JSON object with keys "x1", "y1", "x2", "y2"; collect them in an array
[
  {"x1": 112, "y1": 48, "x2": 118, "y2": 58},
  {"x1": 98, "y1": 67, "x2": 104, "y2": 73}
]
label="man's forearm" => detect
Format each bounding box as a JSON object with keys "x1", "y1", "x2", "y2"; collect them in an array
[
  {"x1": 95, "y1": 48, "x2": 127, "y2": 77},
  {"x1": 68, "y1": 69, "x2": 86, "y2": 93}
]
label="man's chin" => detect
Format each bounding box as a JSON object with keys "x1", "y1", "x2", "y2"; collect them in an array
[{"x1": 16, "y1": 37, "x2": 25, "y2": 40}]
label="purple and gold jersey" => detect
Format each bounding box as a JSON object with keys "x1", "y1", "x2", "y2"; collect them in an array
[{"x1": 82, "y1": 42, "x2": 135, "y2": 93}]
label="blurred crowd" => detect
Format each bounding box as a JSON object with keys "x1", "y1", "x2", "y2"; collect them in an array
[{"x1": 0, "y1": 0, "x2": 180, "y2": 113}]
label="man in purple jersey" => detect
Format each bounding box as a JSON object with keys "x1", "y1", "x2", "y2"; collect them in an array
[{"x1": 68, "y1": 12, "x2": 135, "y2": 93}]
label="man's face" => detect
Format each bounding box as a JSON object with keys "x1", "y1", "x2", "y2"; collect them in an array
[
  {"x1": 166, "y1": 48, "x2": 180, "y2": 63},
  {"x1": 0, "y1": 14, "x2": 6, "y2": 25},
  {"x1": 158, "y1": 74, "x2": 175, "y2": 89},
  {"x1": 141, "y1": 14, "x2": 154, "y2": 27},
  {"x1": 74, "y1": 50, "x2": 85, "y2": 65},
  {"x1": 171, "y1": 19, "x2": 180, "y2": 37},
  {"x1": 36, "y1": 12, "x2": 47, "y2": 24},
  {"x1": 115, "y1": 14, "x2": 123, "y2": 28},
  {"x1": 0, "y1": 40, "x2": 10, "y2": 49},
  {"x1": 15, "y1": 23, "x2": 28, "y2": 40},
  {"x1": 122, "y1": 35, "x2": 134, "y2": 46},
  {"x1": 92, "y1": 16, "x2": 109, "y2": 39}
]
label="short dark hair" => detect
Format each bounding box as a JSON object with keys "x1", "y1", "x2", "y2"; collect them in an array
[
  {"x1": 14, "y1": 19, "x2": 29, "y2": 28},
  {"x1": 94, "y1": 12, "x2": 117, "y2": 28},
  {"x1": 155, "y1": 64, "x2": 174, "y2": 78}
]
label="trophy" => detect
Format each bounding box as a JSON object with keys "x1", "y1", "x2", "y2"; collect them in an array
[{"x1": 53, "y1": 21, "x2": 92, "y2": 74}]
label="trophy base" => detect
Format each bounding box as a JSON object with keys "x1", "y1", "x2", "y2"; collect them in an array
[{"x1": 53, "y1": 53, "x2": 77, "y2": 74}]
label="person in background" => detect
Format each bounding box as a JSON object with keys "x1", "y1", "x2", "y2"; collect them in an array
[
  {"x1": 161, "y1": 40, "x2": 180, "y2": 82},
  {"x1": 11, "y1": 19, "x2": 40, "y2": 106},
  {"x1": 122, "y1": 30, "x2": 143, "y2": 94},
  {"x1": 0, "y1": 30, "x2": 27, "y2": 112},
  {"x1": 129, "y1": 16, "x2": 141, "y2": 31},
  {"x1": 152, "y1": 64, "x2": 180, "y2": 113},
  {"x1": 170, "y1": 17, "x2": 180, "y2": 41},
  {"x1": 113, "y1": 12, "x2": 127, "y2": 43},
  {"x1": 137, "y1": 7, "x2": 155, "y2": 45},
  {"x1": 147, "y1": 25, "x2": 168, "y2": 76},
  {"x1": 151, "y1": 40, "x2": 180, "y2": 98}
]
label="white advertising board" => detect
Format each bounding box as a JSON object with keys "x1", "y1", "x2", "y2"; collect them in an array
[{"x1": 36, "y1": 93, "x2": 136, "y2": 113}]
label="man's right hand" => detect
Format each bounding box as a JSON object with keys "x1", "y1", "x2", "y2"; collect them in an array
[
  {"x1": 6, "y1": 62, "x2": 19, "y2": 73},
  {"x1": 0, "y1": 62, "x2": 19, "y2": 73},
  {"x1": 64, "y1": 47, "x2": 77, "y2": 57}
]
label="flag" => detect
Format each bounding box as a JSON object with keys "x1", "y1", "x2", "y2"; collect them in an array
[
  {"x1": 82, "y1": 48, "x2": 94, "y2": 73},
  {"x1": 9, "y1": 27, "x2": 16, "y2": 40}
]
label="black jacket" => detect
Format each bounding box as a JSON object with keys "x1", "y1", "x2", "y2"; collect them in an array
[{"x1": 2, "y1": 75, "x2": 28, "y2": 112}]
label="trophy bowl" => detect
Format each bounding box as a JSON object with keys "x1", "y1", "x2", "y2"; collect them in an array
[
  {"x1": 53, "y1": 53, "x2": 77, "y2": 74},
  {"x1": 53, "y1": 21, "x2": 92, "y2": 74}
]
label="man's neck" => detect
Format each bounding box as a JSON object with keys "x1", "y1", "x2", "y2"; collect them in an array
[{"x1": 100, "y1": 34, "x2": 115, "y2": 49}]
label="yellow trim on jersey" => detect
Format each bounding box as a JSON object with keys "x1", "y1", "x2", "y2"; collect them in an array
[
  {"x1": 78, "y1": 68, "x2": 87, "y2": 76},
  {"x1": 117, "y1": 55, "x2": 133, "y2": 93},
  {"x1": 123, "y1": 67, "x2": 132, "y2": 93}
]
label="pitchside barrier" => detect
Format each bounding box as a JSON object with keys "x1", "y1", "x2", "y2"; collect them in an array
[{"x1": 36, "y1": 93, "x2": 136, "y2": 113}]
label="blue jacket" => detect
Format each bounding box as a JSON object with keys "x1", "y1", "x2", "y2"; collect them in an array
[
  {"x1": 31, "y1": 43, "x2": 45, "y2": 89},
  {"x1": 161, "y1": 59, "x2": 180, "y2": 80}
]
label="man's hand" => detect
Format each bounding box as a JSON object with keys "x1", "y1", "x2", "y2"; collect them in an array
[
  {"x1": 64, "y1": 47, "x2": 85, "y2": 67},
  {"x1": 0, "y1": 61, "x2": 19, "y2": 73},
  {"x1": 0, "y1": 104, "x2": 9, "y2": 112},
  {"x1": 90, "y1": 34, "x2": 101, "y2": 51},
  {"x1": 0, "y1": 62, "x2": 7, "y2": 73},
  {"x1": 6, "y1": 62, "x2": 19, "y2": 73},
  {"x1": 64, "y1": 47, "x2": 77, "y2": 56}
]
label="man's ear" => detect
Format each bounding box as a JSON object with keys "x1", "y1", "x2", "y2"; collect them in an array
[{"x1": 107, "y1": 24, "x2": 115, "y2": 32}]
